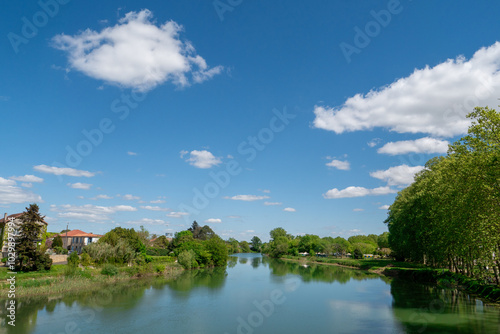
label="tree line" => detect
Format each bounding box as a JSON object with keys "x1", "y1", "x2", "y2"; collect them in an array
[{"x1": 385, "y1": 107, "x2": 500, "y2": 284}]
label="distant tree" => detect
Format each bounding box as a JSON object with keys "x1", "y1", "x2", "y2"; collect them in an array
[
  {"x1": 14, "y1": 204, "x2": 52, "y2": 271},
  {"x1": 239, "y1": 241, "x2": 251, "y2": 253},
  {"x1": 52, "y1": 235, "x2": 63, "y2": 248},
  {"x1": 269, "y1": 227, "x2": 289, "y2": 241},
  {"x1": 377, "y1": 232, "x2": 390, "y2": 249},
  {"x1": 188, "y1": 221, "x2": 215, "y2": 240},
  {"x1": 353, "y1": 248, "x2": 363, "y2": 259},
  {"x1": 251, "y1": 236, "x2": 262, "y2": 252},
  {"x1": 152, "y1": 235, "x2": 170, "y2": 249},
  {"x1": 137, "y1": 225, "x2": 150, "y2": 246},
  {"x1": 99, "y1": 227, "x2": 145, "y2": 254}
]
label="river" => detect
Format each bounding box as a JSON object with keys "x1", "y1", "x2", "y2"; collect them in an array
[{"x1": 1, "y1": 253, "x2": 499, "y2": 334}]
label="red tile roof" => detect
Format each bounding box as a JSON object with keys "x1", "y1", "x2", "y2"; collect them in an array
[
  {"x1": 0, "y1": 213, "x2": 48, "y2": 225},
  {"x1": 56, "y1": 229, "x2": 102, "y2": 238}
]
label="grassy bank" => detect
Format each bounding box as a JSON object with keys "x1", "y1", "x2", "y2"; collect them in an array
[
  {"x1": 281, "y1": 255, "x2": 500, "y2": 304},
  {"x1": 0, "y1": 259, "x2": 184, "y2": 298}
]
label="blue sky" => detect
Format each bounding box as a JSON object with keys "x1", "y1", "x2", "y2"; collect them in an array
[{"x1": 2, "y1": 0, "x2": 500, "y2": 241}]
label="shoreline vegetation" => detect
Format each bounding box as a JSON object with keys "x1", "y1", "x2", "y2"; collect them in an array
[{"x1": 280, "y1": 255, "x2": 500, "y2": 304}]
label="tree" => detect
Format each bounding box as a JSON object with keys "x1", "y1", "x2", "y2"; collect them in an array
[
  {"x1": 15, "y1": 204, "x2": 52, "y2": 272},
  {"x1": 152, "y1": 235, "x2": 170, "y2": 249},
  {"x1": 52, "y1": 235, "x2": 63, "y2": 248},
  {"x1": 137, "y1": 225, "x2": 150, "y2": 246},
  {"x1": 99, "y1": 227, "x2": 146, "y2": 254},
  {"x1": 251, "y1": 236, "x2": 262, "y2": 252},
  {"x1": 239, "y1": 241, "x2": 251, "y2": 253},
  {"x1": 188, "y1": 221, "x2": 215, "y2": 240}
]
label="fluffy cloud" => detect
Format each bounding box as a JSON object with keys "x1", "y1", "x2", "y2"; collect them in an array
[
  {"x1": 224, "y1": 195, "x2": 270, "y2": 201},
  {"x1": 370, "y1": 165, "x2": 425, "y2": 186},
  {"x1": 122, "y1": 194, "x2": 141, "y2": 201},
  {"x1": 264, "y1": 201, "x2": 282, "y2": 206},
  {"x1": 67, "y1": 182, "x2": 92, "y2": 190},
  {"x1": 91, "y1": 194, "x2": 113, "y2": 200},
  {"x1": 166, "y1": 211, "x2": 189, "y2": 218},
  {"x1": 377, "y1": 137, "x2": 449, "y2": 155},
  {"x1": 150, "y1": 199, "x2": 166, "y2": 204},
  {"x1": 9, "y1": 175, "x2": 43, "y2": 183},
  {"x1": 313, "y1": 43, "x2": 500, "y2": 137},
  {"x1": 283, "y1": 207, "x2": 296, "y2": 212},
  {"x1": 127, "y1": 151, "x2": 138, "y2": 156},
  {"x1": 52, "y1": 9, "x2": 223, "y2": 91},
  {"x1": 140, "y1": 205, "x2": 170, "y2": 211},
  {"x1": 124, "y1": 218, "x2": 167, "y2": 226},
  {"x1": 205, "y1": 218, "x2": 222, "y2": 224},
  {"x1": 326, "y1": 159, "x2": 350, "y2": 170},
  {"x1": 323, "y1": 186, "x2": 396, "y2": 199},
  {"x1": 379, "y1": 205, "x2": 390, "y2": 210},
  {"x1": 182, "y1": 150, "x2": 222, "y2": 169},
  {"x1": 51, "y1": 204, "x2": 137, "y2": 222},
  {"x1": 0, "y1": 177, "x2": 43, "y2": 204},
  {"x1": 34, "y1": 165, "x2": 96, "y2": 177}
]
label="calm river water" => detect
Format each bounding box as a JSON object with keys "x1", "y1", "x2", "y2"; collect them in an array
[{"x1": 1, "y1": 253, "x2": 499, "y2": 334}]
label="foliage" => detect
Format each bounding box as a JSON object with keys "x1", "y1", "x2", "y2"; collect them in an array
[
  {"x1": 136, "y1": 225, "x2": 151, "y2": 247},
  {"x1": 239, "y1": 241, "x2": 251, "y2": 253},
  {"x1": 84, "y1": 239, "x2": 136, "y2": 265},
  {"x1": 251, "y1": 236, "x2": 262, "y2": 252},
  {"x1": 188, "y1": 221, "x2": 215, "y2": 240},
  {"x1": 53, "y1": 246, "x2": 68, "y2": 255},
  {"x1": 152, "y1": 235, "x2": 170, "y2": 249},
  {"x1": 146, "y1": 247, "x2": 171, "y2": 256},
  {"x1": 352, "y1": 248, "x2": 363, "y2": 259},
  {"x1": 99, "y1": 227, "x2": 146, "y2": 254},
  {"x1": 205, "y1": 236, "x2": 229, "y2": 266},
  {"x1": 52, "y1": 235, "x2": 63, "y2": 249},
  {"x1": 68, "y1": 251, "x2": 79, "y2": 267},
  {"x1": 101, "y1": 264, "x2": 119, "y2": 276},
  {"x1": 14, "y1": 204, "x2": 53, "y2": 272},
  {"x1": 385, "y1": 107, "x2": 500, "y2": 284},
  {"x1": 80, "y1": 253, "x2": 92, "y2": 266},
  {"x1": 178, "y1": 250, "x2": 198, "y2": 269}
]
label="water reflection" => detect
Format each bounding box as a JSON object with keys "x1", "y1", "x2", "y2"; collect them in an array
[{"x1": 167, "y1": 267, "x2": 227, "y2": 296}]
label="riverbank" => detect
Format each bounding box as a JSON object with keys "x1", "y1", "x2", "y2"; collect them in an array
[
  {"x1": 0, "y1": 261, "x2": 184, "y2": 298},
  {"x1": 281, "y1": 255, "x2": 500, "y2": 304}
]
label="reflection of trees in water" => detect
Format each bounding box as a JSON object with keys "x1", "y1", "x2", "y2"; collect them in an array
[
  {"x1": 167, "y1": 267, "x2": 228, "y2": 297},
  {"x1": 251, "y1": 256, "x2": 261, "y2": 269},
  {"x1": 227, "y1": 256, "x2": 238, "y2": 268},
  {"x1": 267, "y1": 259, "x2": 378, "y2": 284},
  {"x1": 238, "y1": 257, "x2": 248, "y2": 264},
  {"x1": 390, "y1": 278, "x2": 500, "y2": 333}
]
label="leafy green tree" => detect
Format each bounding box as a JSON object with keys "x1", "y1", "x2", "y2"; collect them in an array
[
  {"x1": 99, "y1": 227, "x2": 146, "y2": 254},
  {"x1": 152, "y1": 235, "x2": 170, "y2": 249},
  {"x1": 205, "y1": 236, "x2": 229, "y2": 266},
  {"x1": 52, "y1": 235, "x2": 63, "y2": 248},
  {"x1": 68, "y1": 251, "x2": 79, "y2": 267},
  {"x1": 250, "y1": 236, "x2": 262, "y2": 252},
  {"x1": 14, "y1": 204, "x2": 52, "y2": 272},
  {"x1": 239, "y1": 241, "x2": 251, "y2": 253}
]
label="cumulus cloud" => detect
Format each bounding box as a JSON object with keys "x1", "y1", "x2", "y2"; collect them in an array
[
  {"x1": 182, "y1": 150, "x2": 222, "y2": 169},
  {"x1": 127, "y1": 151, "x2": 138, "y2": 156},
  {"x1": 150, "y1": 199, "x2": 166, "y2": 204},
  {"x1": 283, "y1": 207, "x2": 296, "y2": 212},
  {"x1": 326, "y1": 159, "x2": 350, "y2": 170},
  {"x1": 51, "y1": 204, "x2": 137, "y2": 222},
  {"x1": 125, "y1": 218, "x2": 167, "y2": 226},
  {"x1": 34, "y1": 165, "x2": 96, "y2": 177},
  {"x1": 379, "y1": 205, "x2": 390, "y2": 210},
  {"x1": 140, "y1": 205, "x2": 170, "y2": 211},
  {"x1": 166, "y1": 211, "x2": 189, "y2": 218},
  {"x1": 323, "y1": 186, "x2": 396, "y2": 199},
  {"x1": 370, "y1": 165, "x2": 425, "y2": 186},
  {"x1": 9, "y1": 175, "x2": 43, "y2": 183},
  {"x1": 121, "y1": 194, "x2": 141, "y2": 201},
  {"x1": 367, "y1": 138, "x2": 382, "y2": 148},
  {"x1": 224, "y1": 195, "x2": 270, "y2": 201},
  {"x1": 313, "y1": 43, "x2": 500, "y2": 137},
  {"x1": 377, "y1": 137, "x2": 449, "y2": 155},
  {"x1": 0, "y1": 177, "x2": 43, "y2": 204},
  {"x1": 67, "y1": 182, "x2": 92, "y2": 190},
  {"x1": 264, "y1": 201, "x2": 282, "y2": 206},
  {"x1": 52, "y1": 9, "x2": 223, "y2": 91},
  {"x1": 205, "y1": 218, "x2": 222, "y2": 224},
  {"x1": 91, "y1": 194, "x2": 113, "y2": 200}
]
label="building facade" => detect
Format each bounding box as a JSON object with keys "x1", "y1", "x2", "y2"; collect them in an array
[
  {"x1": 0, "y1": 213, "x2": 48, "y2": 258},
  {"x1": 56, "y1": 229, "x2": 102, "y2": 254}
]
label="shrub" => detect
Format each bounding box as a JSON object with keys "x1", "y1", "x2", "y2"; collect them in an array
[
  {"x1": 101, "y1": 264, "x2": 119, "y2": 276},
  {"x1": 353, "y1": 248, "x2": 363, "y2": 259},
  {"x1": 80, "y1": 253, "x2": 92, "y2": 266},
  {"x1": 52, "y1": 235, "x2": 63, "y2": 248},
  {"x1": 68, "y1": 251, "x2": 80, "y2": 267},
  {"x1": 178, "y1": 250, "x2": 198, "y2": 269},
  {"x1": 53, "y1": 246, "x2": 68, "y2": 255},
  {"x1": 155, "y1": 264, "x2": 166, "y2": 273}
]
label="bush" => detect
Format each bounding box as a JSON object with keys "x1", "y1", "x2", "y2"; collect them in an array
[
  {"x1": 101, "y1": 264, "x2": 119, "y2": 276},
  {"x1": 53, "y1": 246, "x2": 68, "y2": 255},
  {"x1": 155, "y1": 264, "x2": 166, "y2": 273},
  {"x1": 80, "y1": 253, "x2": 92, "y2": 266},
  {"x1": 68, "y1": 251, "x2": 80, "y2": 267},
  {"x1": 178, "y1": 250, "x2": 198, "y2": 269},
  {"x1": 35, "y1": 253, "x2": 53, "y2": 271},
  {"x1": 52, "y1": 235, "x2": 63, "y2": 248},
  {"x1": 353, "y1": 248, "x2": 363, "y2": 259},
  {"x1": 146, "y1": 247, "x2": 171, "y2": 256}
]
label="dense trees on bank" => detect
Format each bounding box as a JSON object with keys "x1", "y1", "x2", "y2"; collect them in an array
[
  {"x1": 385, "y1": 107, "x2": 500, "y2": 284},
  {"x1": 262, "y1": 227, "x2": 390, "y2": 259}
]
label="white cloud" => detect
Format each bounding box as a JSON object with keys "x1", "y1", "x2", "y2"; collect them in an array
[
  {"x1": 313, "y1": 43, "x2": 500, "y2": 137},
  {"x1": 377, "y1": 137, "x2": 449, "y2": 155},
  {"x1": 0, "y1": 177, "x2": 43, "y2": 204},
  {"x1": 264, "y1": 201, "x2": 282, "y2": 206},
  {"x1": 379, "y1": 205, "x2": 390, "y2": 210},
  {"x1": 370, "y1": 165, "x2": 425, "y2": 186},
  {"x1": 67, "y1": 182, "x2": 92, "y2": 190},
  {"x1": 323, "y1": 186, "x2": 396, "y2": 199},
  {"x1": 34, "y1": 165, "x2": 96, "y2": 177},
  {"x1": 227, "y1": 215, "x2": 241, "y2": 219},
  {"x1": 326, "y1": 159, "x2": 350, "y2": 171},
  {"x1": 182, "y1": 150, "x2": 222, "y2": 169},
  {"x1": 140, "y1": 205, "x2": 170, "y2": 211},
  {"x1": 91, "y1": 194, "x2": 113, "y2": 200},
  {"x1": 166, "y1": 211, "x2": 189, "y2": 218},
  {"x1": 52, "y1": 9, "x2": 223, "y2": 91},
  {"x1": 283, "y1": 207, "x2": 296, "y2": 212},
  {"x1": 9, "y1": 175, "x2": 44, "y2": 183},
  {"x1": 124, "y1": 218, "x2": 167, "y2": 226},
  {"x1": 205, "y1": 218, "x2": 222, "y2": 224},
  {"x1": 150, "y1": 199, "x2": 166, "y2": 204},
  {"x1": 21, "y1": 183, "x2": 33, "y2": 188},
  {"x1": 367, "y1": 138, "x2": 382, "y2": 148},
  {"x1": 51, "y1": 204, "x2": 137, "y2": 222},
  {"x1": 224, "y1": 195, "x2": 270, "y2": 201},
  {"x1": 122, "y1": 194, "x2": 141, "y2": 201},
  {"x1": 127, "y1": 151, "x2": 138, "y2": 156},
  {"x1": 261, "y1": 189, "x2": 271, "y2": 193},
  {"x1": 353, "y1": 208, "x2": 365, "y2": 212}
]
